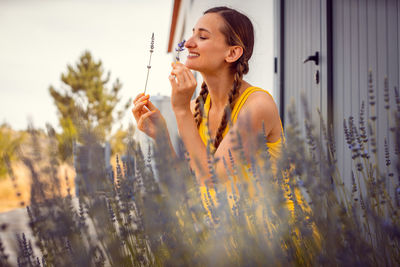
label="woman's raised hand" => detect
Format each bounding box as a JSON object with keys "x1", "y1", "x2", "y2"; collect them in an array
[
  {"x1": 132, "y1": 93, "x2": 167, "y2": 140},
  {"x1": 169, "y1": 62, "x2": 197, "y2": 113}
]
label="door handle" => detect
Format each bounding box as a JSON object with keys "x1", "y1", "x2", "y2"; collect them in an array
[{"x1": 304, "y1": 51, "x2": 319, "y2": 66}]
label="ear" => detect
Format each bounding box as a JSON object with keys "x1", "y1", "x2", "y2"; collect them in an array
[{"x1": 225, "y1": 46, "x2": 243, "y2": 63}]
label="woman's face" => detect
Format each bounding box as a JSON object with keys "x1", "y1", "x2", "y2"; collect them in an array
[{"x1": 184, "y1": 13, "x2": 231, "y2": 73}]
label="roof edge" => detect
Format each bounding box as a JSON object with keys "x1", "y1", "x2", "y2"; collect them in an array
[{"x1": 167, "y1": 0, "x2": 182, "y2": 53}]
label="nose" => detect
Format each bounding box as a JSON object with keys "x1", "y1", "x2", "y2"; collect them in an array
[{"x1": 185, "y1": 35, "x2": 196, "y2": 48}]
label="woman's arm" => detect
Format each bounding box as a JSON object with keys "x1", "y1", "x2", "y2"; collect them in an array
[
  {"x1": 169, "y1": 65, "x2": 210, "y2": 182},
  {"x1": 173, "y1": 105, "x2": 211, "y2": 182}
]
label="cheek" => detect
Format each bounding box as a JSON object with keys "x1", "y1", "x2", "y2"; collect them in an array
[
  {"x1": 207, "y1": 48, "x2": 228, "y2": 65},
  {"x1": 210, "y1": 43, "x2": 230, "y2": 59}
]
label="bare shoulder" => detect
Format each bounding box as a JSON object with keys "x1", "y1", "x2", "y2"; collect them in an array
[
  {"x1": 242, "y1": 90, "x2": 279, "y2": 117},
  {"x1": 236, "y1": 89, "x2": 281, "y2": 133}
]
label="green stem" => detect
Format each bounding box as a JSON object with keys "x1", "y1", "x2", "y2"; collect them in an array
[{"x1": 144, "y1": 52, "x2": 153, "y2": 94}]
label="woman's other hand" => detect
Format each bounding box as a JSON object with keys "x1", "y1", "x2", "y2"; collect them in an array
[
  {"x1": 169, "y1": 62, "x2": 197, "y2": 113},
  {"x1": 132, "y1": 93, "x2": 167, "y2": 140}
]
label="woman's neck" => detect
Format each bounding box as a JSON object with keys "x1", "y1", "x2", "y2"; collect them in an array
[
  {"x1": 202, "y1": 71, "x2": 250, "y2": 111},
  {"x1": 201, "y1": 70, "x2": 235, "y2": 110}
]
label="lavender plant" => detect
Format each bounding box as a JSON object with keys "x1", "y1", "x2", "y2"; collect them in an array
[
  {"x1": 0, "y1": 73, "x2": 399, "y2": 266},
  {"x1": 143, "y1": 33, "x2": 154, "y2": 95},
  {"x1": 175, "y1": 40, "x2": 186, "y2": 62}
]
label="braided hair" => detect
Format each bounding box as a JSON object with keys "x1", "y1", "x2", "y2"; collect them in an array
[{"x1": 193, "y1": 6, "x2": 254, "y2": 150}]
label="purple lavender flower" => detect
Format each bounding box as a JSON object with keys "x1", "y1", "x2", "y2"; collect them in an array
[{"x1": 175, "y1": 39, "x2": 186, "y2": 61}]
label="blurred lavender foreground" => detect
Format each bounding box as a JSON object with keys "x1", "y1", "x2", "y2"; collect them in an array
[{"x1": 1, "y1": 78, "x2": 400, "y2": 266}]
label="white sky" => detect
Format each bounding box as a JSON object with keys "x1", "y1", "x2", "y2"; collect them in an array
[{"x1": 0, "y1": 0, "x2": 174, "y2": 131}]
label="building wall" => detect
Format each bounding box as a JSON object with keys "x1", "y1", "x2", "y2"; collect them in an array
[
  {"x1": 278, "y1": 0, "x2": 399, "y2": 190},
  {"x1": 170, "y1": 0, "x2": 276, "y2": 99},
  {"x1": 332, "y1": 0, "x2": 400, "y2": 185}
]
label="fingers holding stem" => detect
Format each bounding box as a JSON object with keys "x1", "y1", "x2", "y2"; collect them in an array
[
  {"x1": 133, "y1": 93, "x2": 149, "y2": 104},
  {"x1": 137, "y1": 109, "x2": 156, "y2": 133},
  {"x1": 132, "y1": 93, "x2": 163, "y2": 139},
  {"x1": 132, "y1": 93, "x2": 150, "y2": 120}
]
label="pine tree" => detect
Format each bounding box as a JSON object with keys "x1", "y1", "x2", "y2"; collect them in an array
[{"x1": 49, "y1": 51, "x2": 130, "y2": 162}]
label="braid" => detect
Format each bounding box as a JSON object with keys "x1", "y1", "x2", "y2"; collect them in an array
[
  {"x1": 194, "y1": 82, "x2": 209, "y2": 128},
  {"x1": 213, "y1": 59, "x2": 247, "y2": 149}
]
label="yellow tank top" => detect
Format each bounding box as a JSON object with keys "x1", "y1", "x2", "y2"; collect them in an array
[
  {"x1": 195, "y1": 87, "x2": 320, "y2": 249},
  {"x1": 197, "y1": 86, "x2": 284, "y2": 220},
  {"x1": 194, "y1": 87, "x2": 320, "y2": 250},
  {"x1": 198, "y1": 86, "x2": 283, "y2": 160}
]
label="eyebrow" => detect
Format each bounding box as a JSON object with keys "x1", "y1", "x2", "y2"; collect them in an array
[{"x1": 192, "y1": 27, "x2": 211, "y2": 34}]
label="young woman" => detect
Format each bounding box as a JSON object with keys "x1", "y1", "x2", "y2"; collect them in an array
[{"x1": 132, "y1": 6, "x2": 283, "y2": 186}]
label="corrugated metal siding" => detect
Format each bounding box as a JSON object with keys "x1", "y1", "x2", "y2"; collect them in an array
[
  {"x1": 332, "y1": 0, "x2": 400, "y2": 186},
  {"x1": 283, "y1": 0, "x2": 324, "y2": 134}
]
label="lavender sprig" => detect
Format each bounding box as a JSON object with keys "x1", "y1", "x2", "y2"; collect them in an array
[
  {"x1": 144, "y1": 33, "x2": 154, "y2": 94},
  {"x1": 175, "y1": 40, "x2": 186, "y2": 61}
]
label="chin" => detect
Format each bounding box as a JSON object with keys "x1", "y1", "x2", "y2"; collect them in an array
[{"x1": 184, "y1": 60, "x2": 200, "y2": 71}]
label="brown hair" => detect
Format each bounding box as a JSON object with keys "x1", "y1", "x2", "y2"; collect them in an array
[{"x1": 193, "y1": 6, "x2": 254, "y2": 150}]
